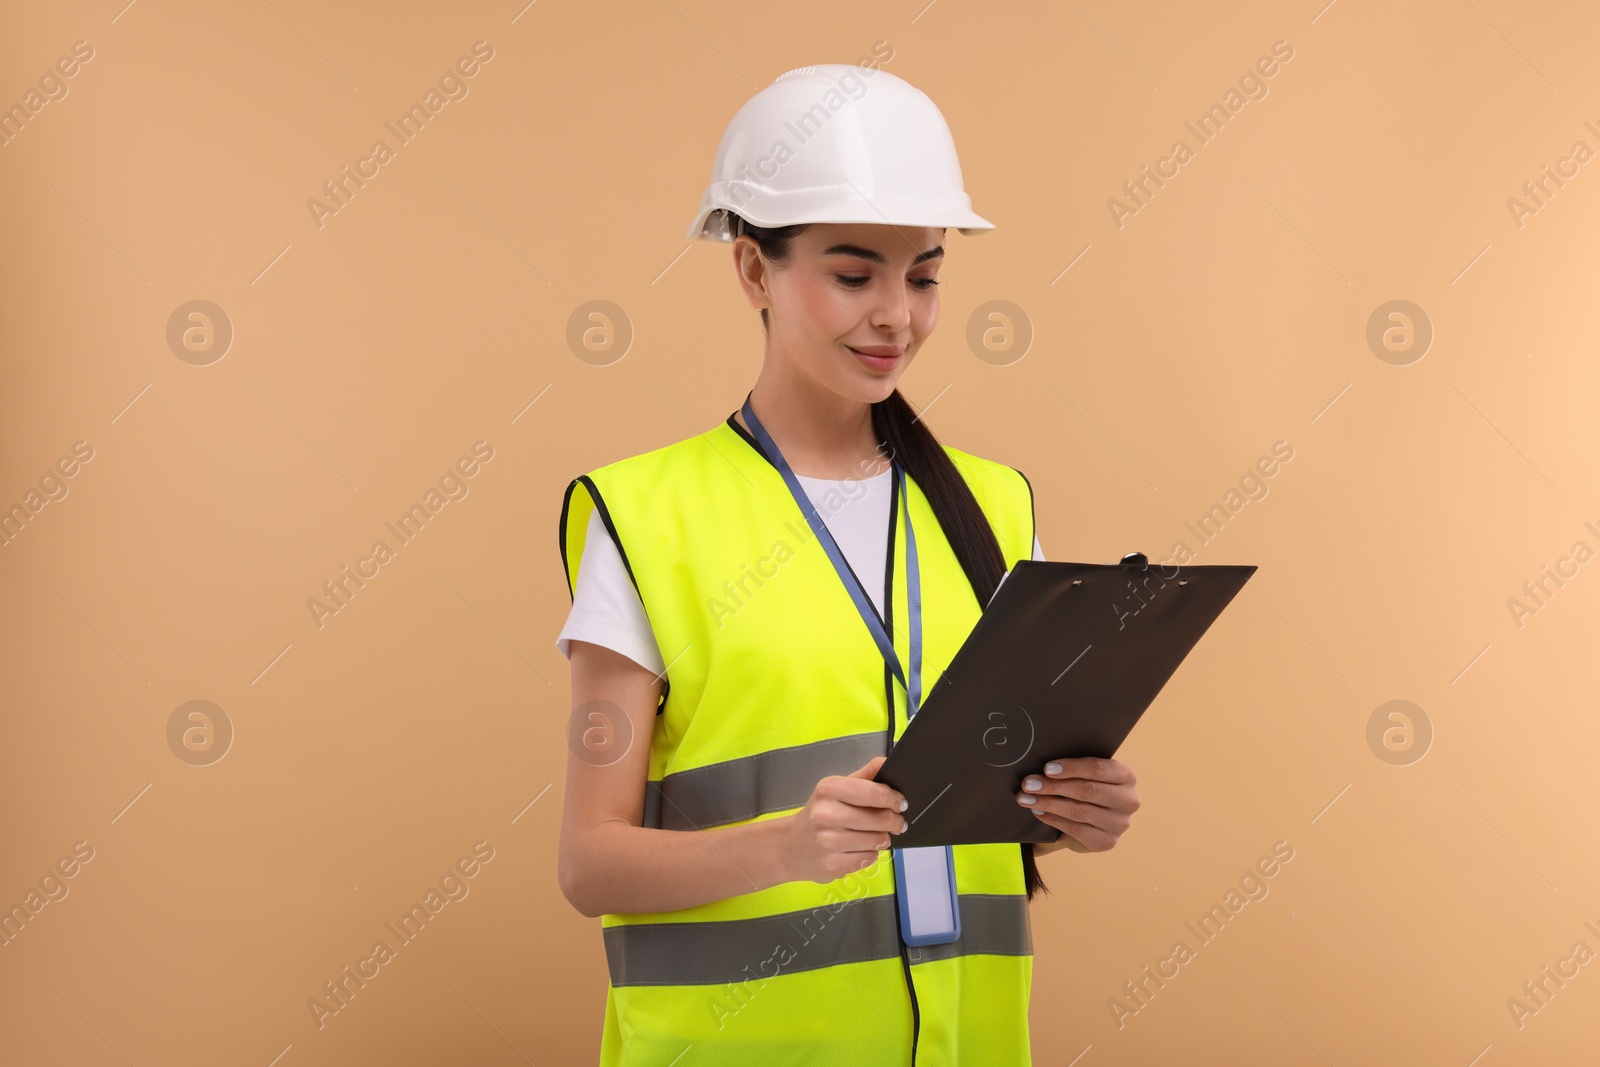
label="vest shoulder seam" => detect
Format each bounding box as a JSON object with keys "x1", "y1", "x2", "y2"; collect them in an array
[{"x1": 582, "y1": 423, "x2": 733, "y2": 482}]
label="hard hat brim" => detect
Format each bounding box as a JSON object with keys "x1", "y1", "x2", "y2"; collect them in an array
[{"x1": 687, "y1": 201, "x2": 994, "y2": 243}]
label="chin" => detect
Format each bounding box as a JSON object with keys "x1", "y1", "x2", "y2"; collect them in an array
[
  {"x1": 865, "y1": 377, "x2": 903, "y2": 403},
  {"x1": 834, "y1": 373, "x2": 902, "y2": 406}
]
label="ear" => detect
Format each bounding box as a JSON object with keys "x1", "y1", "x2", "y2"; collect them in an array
[{"x1": 731, "y1": 236, "x2": 772, "y2": 313}]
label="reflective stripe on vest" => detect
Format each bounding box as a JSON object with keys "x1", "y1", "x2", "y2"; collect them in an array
[
  {"x1": 605, "y1": 892, "x2": 1032, "y2": 987},
  {"x1": 561, "y1": 413, "x2": 1038, "y2": 1066},
  {"x1": 642, "y1": 731, "x2": 883, "y2": 830}
]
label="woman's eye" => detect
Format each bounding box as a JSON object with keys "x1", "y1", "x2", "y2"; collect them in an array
[{"x1": 835, "y1": 275, "x2": 941, "y2": 290}]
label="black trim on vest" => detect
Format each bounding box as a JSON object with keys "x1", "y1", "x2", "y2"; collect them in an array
[
  {"x1": 725, "y1": 410, "x2": 770, "y2": 464},
  {"x1": 568, "y1": 475, "x2": 643, "y2": 597},
  {"x1": 557, "y1": 478, "x2": 581, "y2": 601},
  {"x1": 561, "y1": 473, "x2": 670, "y2": 715},
  {"x1": 1009, "y1": 464, "x2": 1037, "y2": 557},
  {"x1": 898, "y1": 937, "x2": 923, "y2": 1062}
]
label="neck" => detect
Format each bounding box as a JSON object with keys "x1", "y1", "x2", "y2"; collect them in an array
[{"x1": 740, "y1": 359, "x2": 890, "y2": 480}]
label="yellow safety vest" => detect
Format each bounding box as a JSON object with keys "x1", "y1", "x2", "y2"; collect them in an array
[{"x1": 559, "y1": 411, "x2": 1039, "y2": 1066}]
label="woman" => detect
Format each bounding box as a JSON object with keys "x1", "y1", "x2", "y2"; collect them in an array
[{"x1": 556, "y1": 65, "x2": 1140, "y2": 1066}]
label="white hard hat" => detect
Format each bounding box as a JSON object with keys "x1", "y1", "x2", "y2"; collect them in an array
[{"x1": 686, "y1": 64, "x2": 994, "y2": 242}]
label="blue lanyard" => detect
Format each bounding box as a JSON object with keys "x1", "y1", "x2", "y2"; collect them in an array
[{"x1": 740, "y1": 395, "x2": 924, "y2": 717}]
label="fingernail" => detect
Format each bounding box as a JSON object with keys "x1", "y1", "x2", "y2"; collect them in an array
[
  {"x1": 900, "y1": 818, "x2": 908, "y2": 833},
  {"x1": 898, "y1": 798, "x2": 908, "y2": 812},
  {"x1": 1018, "y1": 794, "x2": 1036, "y2": 806},
  {"x1": 1045, "y1": 762, "x2": 1062, "y2": 775},
  {"x1": 1024, "y1": 777, "x2": 1041, "y2": 791}
]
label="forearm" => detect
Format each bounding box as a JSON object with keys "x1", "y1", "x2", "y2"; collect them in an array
[{"x1": 563, "y1": 814, "x2": 800, "y2": 917}]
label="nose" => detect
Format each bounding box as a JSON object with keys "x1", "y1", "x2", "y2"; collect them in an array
[{"x1": 870, "y1": 283, "x2": 911, "y2": 333}]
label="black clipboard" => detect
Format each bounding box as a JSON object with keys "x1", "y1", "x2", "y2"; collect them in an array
[{"x1": 876, "y1": 554, "x2": 1256, "y2": 847}]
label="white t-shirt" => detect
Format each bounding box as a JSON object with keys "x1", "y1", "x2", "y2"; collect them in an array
[{"x1": 556, "y1": 468, "x2": 1045, "y2": 674}]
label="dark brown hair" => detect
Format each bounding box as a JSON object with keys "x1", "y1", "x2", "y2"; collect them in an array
[{"x1": 732, "y1": 214, "x2": 1048, "y2": 900}]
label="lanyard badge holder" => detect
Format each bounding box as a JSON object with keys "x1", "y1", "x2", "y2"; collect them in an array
[{"x1": 741, "y1": 396, "x2": 962, "y2": 948}]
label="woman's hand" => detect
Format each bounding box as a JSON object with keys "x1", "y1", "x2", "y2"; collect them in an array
[
  {"x1": 1018, "y1": 756, "x2": 1141, "y2": 855},
  {"x1": 786, "y1": 756, "x2": 908, "y2": 883}
]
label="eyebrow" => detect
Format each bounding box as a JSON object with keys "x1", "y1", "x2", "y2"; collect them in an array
[{"x1": 822, "y1": 243, "x2": 945, "y2": 265}]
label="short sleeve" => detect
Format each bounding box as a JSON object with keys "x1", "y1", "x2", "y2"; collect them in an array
[{"x1": 555, "y1": 508, "x2": 668, "y2": 676}]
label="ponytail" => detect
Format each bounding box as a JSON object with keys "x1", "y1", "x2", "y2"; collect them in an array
[
  {"x1": 734, "y1": 215, "x2": 1048, "y2": 900},
  {"x1": 872, "y1": 391, "x2": 1049, "y2": 901}
]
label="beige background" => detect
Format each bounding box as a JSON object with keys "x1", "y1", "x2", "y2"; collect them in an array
[{"x1": 3, "y1": 0, "x2": 1598, "y2": 1063}]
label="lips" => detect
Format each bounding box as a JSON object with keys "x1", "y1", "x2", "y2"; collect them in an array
[{"x1": 847, "y1": 344, "x2": 904, "y2": 372}]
